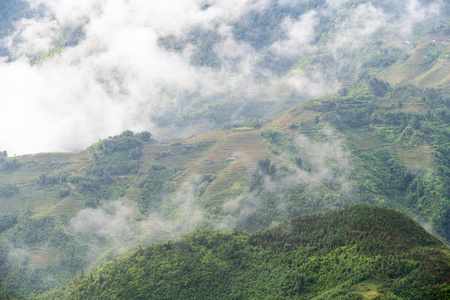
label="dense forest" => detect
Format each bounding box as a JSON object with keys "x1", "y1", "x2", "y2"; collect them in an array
[{"x1": 35, "y1": 206, "x2": 450, "y2": 299}]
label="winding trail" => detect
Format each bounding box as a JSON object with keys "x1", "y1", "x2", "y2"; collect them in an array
[
  {"x1": 319, "y1": 112, "x2": 331, "y2": 119},
  {"x1": 71, "y1": 152, "x2": 94, "y2": 175}
]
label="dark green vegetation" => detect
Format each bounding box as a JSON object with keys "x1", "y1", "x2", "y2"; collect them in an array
[
  {"x1": 35, "y1": 206, "x2": 450, "y2": 300},
  {"x1": 0, "y1": 131, "x2": 156, "y2": 298},
  {"x1": 90, "y1": 130, "x2": 149, "y2": 177},
  {"x1": 138, "y1": 164, "x2": 179, "y2": 214}
]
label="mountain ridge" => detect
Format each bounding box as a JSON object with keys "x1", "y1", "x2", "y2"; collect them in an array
[{"x1": 33, "y1": 205, "x2": 450, "y2": 300}]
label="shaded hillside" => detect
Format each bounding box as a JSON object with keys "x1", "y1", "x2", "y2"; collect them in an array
[{"x1": 36, "y1": 205, "x2": 450, "y2": 300}]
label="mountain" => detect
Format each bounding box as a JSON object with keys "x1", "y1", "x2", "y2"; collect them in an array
[
  {"x1": 149, "y1": 0, "x2": 450, "y2": 140},
  {"x1": 1, "y1": 0, "x2": 449, "y2": 154},
  {"x1": 1, "y1": 80, "x2": 450, "y2": 298},
  {"x1": 0, "y1": 0, "x2": 449, "y2": 298},
  {"x1": 33, "y1": 206, "x2": 450, "y2": 299}
]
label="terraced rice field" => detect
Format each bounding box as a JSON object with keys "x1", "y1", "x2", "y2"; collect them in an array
[
  {"x1": 0, "y1": 183, "x2": 61, "y2": 215},
  {"x1": 0, "y1": 150, "x2": 92, "y2": 215},
  {"x1": 1, "y1": 129, "x2": 273, "y2": 223},
  {"x1": 27, "y1": 247, "x2": 58, "y2": 267},
  {"x1": 343, "y1": 129, "x2": 382, "y2": 150},
  {"x1": 401, "y1": 103, "x2": 427, "y2": 113},
  {"x1": 121, "y1": 195, "x2": 145, "y2": 220},
  {"x1": 139, "y1": 218, "x2": 172, "y2": 236},
  {"x1": 197, "y1": 131, "x2": 273, "y2": 206},
  {"x1": 45, "y1": 192, "x2": 85, "y2": 217},
  {"x1": 414, "y1": 58, "x2": 450, "y2": 86},
  {"x1": 140, "y1": 130, "x2": 274, "y2": 209},
  {"x1": 379, "y1": 36, "x2": 450, "y2": 87},
  {"x1": 270, "y1": 105, "x2": 318, "y2": 129},
  {"x1": 397, "y1": 145, "x2": 435, "y2": 169}
]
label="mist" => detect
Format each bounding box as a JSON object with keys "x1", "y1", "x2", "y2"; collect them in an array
[
  {"x1": 68, "y1": 179, "x2": 206, "y2": 267},
  {"x1": 216, "y1": 130, "x2": 356, "y2": 231},
  {"x1": 0, "y1": 0, "x2": 446, "y2": 155}
]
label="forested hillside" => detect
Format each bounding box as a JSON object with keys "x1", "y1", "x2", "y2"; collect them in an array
[
  {"x1": 0, "y1": 0, "x2": 449, "y2": 298},
  {"x1": 0, "y1": 80, "x2": 449, "y2": 298},
  {"x1": 35, "y1": 206, "x2": 450, "y2": 300},
  {"x1": 1, "y1": 79, "x2": 450, "y2": 298},
  {"x1": 267, "y1": 79, "x2": 450, "y2": 243}
]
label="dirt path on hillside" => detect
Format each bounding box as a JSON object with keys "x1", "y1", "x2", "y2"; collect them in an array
[
  {"x1": 71, "y1": 152, "x2": 94, "y2": 175},
  {"x1": 320, "y1": 112, "x2": 330, "y2": 119}
]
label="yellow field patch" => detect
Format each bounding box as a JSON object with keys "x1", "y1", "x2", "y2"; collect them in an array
[
  {"x1": 397, "y1": 145, "x2": 435, "y2": 169},
  {"x1": 350, "y1": 280, "x2": 383, "y2": 299},
  {"x1": 342, "y1": 129, "x2": 382, "y2": 150},
  {"x1": 27, "y1": 247, "x2": 58, "y2": 267}
]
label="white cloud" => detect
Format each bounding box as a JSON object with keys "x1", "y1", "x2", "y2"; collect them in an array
[
  {"x1": 0, "y1": 0, "x2": 445, "y2": 155},
  {"x1": 70, "y1": 201, "x2": 135, "y2": 245},
  {"x1": 0, "y1": 0, "x2": 217, "y2": 154},
  {"x1": 2, "y1": 0, "x2": 283, "y2": 154},
  {"x1": 278, "y1": 0, "x2": 309, "y2": 6},
  {"x1": 3, "y1": 17, "x2": 59, "y2": 57},
  {"x1": 398, "y1": 0, "x2": 443, "y2": 37},
  {"x1": 282, "y1": 68, "x2": 337, "y2": 98},
  {"x1": 325, "y1": 0, "x2": 347, "y2": 10},
  {"x1": 332, "y1": 3, "x2": 387, "y2": 50},
  {"x1": 270, "y1": 10, "x2": 318, "y2": 57}
]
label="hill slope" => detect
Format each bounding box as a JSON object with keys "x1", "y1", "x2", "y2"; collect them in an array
[
  {"x1": 1, "y1": 79, "x2": 450, "y2": 297},
  {"x1": 2, "y1": 0, "x2": 449, "y2": 152},
  {"x1": 35, "y1": 205, "x2": 450, "y2": 300},
  {"x1": 0, "y1": 2, "x2": 449, "y2": 296}
]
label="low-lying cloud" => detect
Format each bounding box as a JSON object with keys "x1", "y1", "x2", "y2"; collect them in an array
[
  {"x1": 216, "y1": 130, "x2": 356, "y2": 231},
  {"x1": 0, "y1": 0, "x2": 446, "y2": 155}
]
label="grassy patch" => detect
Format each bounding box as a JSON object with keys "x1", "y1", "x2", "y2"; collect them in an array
[
  {"x1": 350, "y1": 279, "x2": 383, "y2": 299},
  {"x1": 231, "y1": 127, "x2": 253, "y2": 131},
  {"x1": 343, "y1": 129, "x2": 382, "y2": 150},
  {"x1": 27, "y1": 248, "x2": 59, "y2": 267},
  {"x1": 397, "y1": 145, "x2": 435, "y2": 169}
]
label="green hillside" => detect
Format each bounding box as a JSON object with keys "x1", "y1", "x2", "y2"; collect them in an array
[
  {"x1": 1, "y1": 79, "x2": 450, "y2": 298},
  {"x1": 0, "y1": 0, "x2": 449, "y2": 298},
  {"x1": 34, "y1": 206, "x2": 450, "y2": 300},
  {"x1": 267, "y1": 79, "x2": 450, "y2": 243}
]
